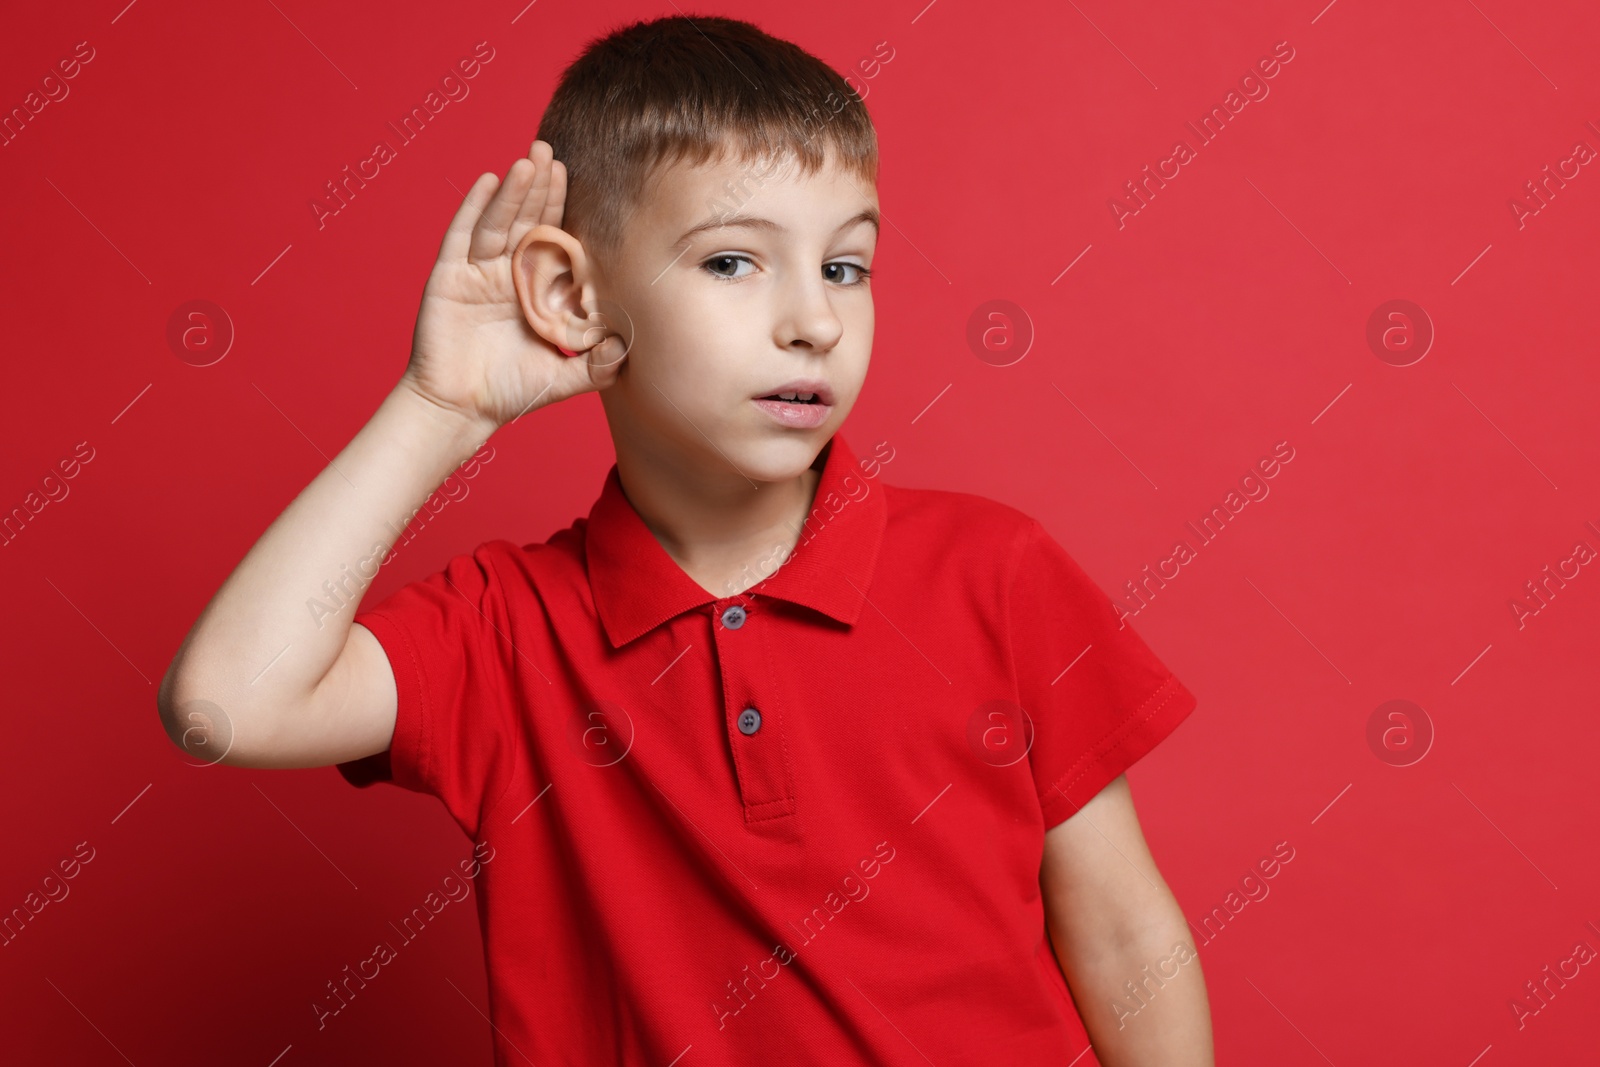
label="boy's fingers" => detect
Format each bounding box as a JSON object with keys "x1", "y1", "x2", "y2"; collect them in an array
[
  {"x1": 467, "y1": 158, "x2": 534, "y2": 263},
  {"x1": 539, "y1": 159, "x2": 567, "y2": 228},
  {"x1": 511, "y1": 142, "x2": 554, "y2": 237},
  {"x1": 438, "y1": 172, "x2": 499, "y2": 263}
]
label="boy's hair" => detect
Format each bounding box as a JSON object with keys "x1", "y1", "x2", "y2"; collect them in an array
[{"x1": 536, "y1": 14, "x2": 879, "y2": 264}]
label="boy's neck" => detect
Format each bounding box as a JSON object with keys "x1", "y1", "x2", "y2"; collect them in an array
[{"x1": 613, "y1": 440, "x2": 830, "y2": 598}]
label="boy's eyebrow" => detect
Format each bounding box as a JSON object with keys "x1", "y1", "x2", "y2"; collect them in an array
[{"x1": 676, "y1": 208, "x2": 880, "y2": 244}]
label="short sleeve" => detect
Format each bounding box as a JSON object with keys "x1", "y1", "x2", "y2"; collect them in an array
[
  {"x1": 1006, "y1": 520, "x2": 1198, "y2": 829},
  {"x1": 335, "y1": 542, "x2": 518, "y2": 840}
]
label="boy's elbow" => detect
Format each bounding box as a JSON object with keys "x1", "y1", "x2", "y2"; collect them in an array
[
  {"x1": 155, "y1": 660, "x2": 184, "y2": 746},
  {"x1": 156, "y1": 663, "x2": 242, "y2": 767}
]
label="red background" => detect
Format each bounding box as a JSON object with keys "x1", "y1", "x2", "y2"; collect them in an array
[{"x1": 3, "y1": 0, "x2": 1598, "y2": 1062}]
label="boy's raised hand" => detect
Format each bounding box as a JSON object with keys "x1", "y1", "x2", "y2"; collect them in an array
[{"x1": 401, "y1": 140, "x2": 624, "y2": 434}]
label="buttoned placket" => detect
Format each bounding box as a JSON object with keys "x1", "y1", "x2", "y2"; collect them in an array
[{"x1": 709, "y1": 595, "x2": 798, "y2": 823}]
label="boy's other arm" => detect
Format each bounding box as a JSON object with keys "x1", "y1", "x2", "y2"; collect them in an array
[{"x1": 1040, "y1": 775, "x2": 1215, "y2": 1066}]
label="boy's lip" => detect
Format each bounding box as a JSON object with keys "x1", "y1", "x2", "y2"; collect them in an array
[{"x1": 753, "y1": 379, "x2": 835, "y2": 406}]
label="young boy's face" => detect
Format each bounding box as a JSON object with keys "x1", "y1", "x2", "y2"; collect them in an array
[{"x1": 592, "y1": 145, "x2": 878, "y2": 484}]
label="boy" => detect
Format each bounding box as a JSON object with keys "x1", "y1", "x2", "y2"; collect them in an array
[{"x1": 159, "y1": 14, "x2": 1212, "y2": 1065}]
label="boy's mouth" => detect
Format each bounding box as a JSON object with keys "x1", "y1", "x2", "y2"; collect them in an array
[
  {"x1": 752, "y1": 381, "x2": 834, "y2": 429},
  {"x1": 754, "y1": 380, "x2": 835, "y2": 406}
]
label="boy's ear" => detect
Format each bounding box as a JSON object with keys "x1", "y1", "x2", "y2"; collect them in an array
[{"x1": 511, "y1": 225, "x2": 610, "y2": 355}]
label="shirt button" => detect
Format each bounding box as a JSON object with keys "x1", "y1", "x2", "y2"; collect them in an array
[
  {"x1": 721, "y1": 604, "x2": 747, "y2": 629},
  {"x1": 737, "y1": 707, "x2": 762, "y2": 735}
]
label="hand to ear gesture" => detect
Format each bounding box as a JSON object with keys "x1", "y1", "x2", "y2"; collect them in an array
[{"x1": 400, "y1": 140, "x2": 626, "y2": 435}]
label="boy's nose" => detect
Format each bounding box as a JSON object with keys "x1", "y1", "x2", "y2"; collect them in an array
[{"x1": 774, "y1": 277, "x2": 844, "y2": 352}]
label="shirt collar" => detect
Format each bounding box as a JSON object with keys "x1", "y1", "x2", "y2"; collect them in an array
[{"x1": 585, "y1": 432, "x2": 888, "y2": 648}]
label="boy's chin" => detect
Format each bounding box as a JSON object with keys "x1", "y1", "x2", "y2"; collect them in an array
[{"x1": 730, "y1": 431, "x2": 833, "y2": 485}]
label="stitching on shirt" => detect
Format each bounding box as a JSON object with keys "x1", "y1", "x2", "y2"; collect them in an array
[
  {"x1": 1000, "y1": 517, "x2": 1041, "y2": 719},
  {"x1": 1039, "y1": 673, "x2": 1184, "y2": 812},
  {"x1": 369, "y1": 605, "x2": 433, "y2": 797},
  {"x1": 745, "y1": 796, "x2": 798, "y2": 822},
  {"x1": 718, "y1": 615, "x2": 755, "y2": 806},
  {"x1": 718, "y1": 613, "x2": 799, "y2": 821},
  {"x1": 471, "y1": 543, "x2": 522, "y2": 834},
  {"x1": 756, "y1": 609, "x2": 800, "y2": 809},
  {"x1": 1002, "y1": 516, "x2": 1045, "y2": 794}
]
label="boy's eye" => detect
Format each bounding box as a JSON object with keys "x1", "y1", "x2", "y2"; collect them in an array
[
  {"x1": 702, "y1": 254, "x2": 754, "y2": 280},
  {"x1": 824, "y1": 262, "x2": 871, "y2": 286},
  {"x1": 700, "y1": 255, "x2": 876, "y2": 287}
]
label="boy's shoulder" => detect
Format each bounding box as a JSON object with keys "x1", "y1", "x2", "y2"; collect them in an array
[
  {"x1": 882, "y1": 478, "x2": 1035, "y2": 531},
  {"x1": 879, "y1": 478, "x2": 1043, "y2": 571},
  {"x1": 409, "y1": 530, "x2": 583, "y2": 593}
]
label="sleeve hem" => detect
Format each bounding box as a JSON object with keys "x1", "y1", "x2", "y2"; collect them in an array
[
  {"x1": 334, "y1": 609, "x2": 431, "y2": 793},
  {"x1": 1036, "y1": 672, "x2": 1197, "y2": 829}
]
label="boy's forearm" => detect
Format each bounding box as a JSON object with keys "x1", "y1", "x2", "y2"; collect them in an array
[
  {"x1": 1055, "y1": 916, "x2": 1214, "y2": 1066},
  {"x1": 160, "y1": 378, "x2": 494, "y2": 721}
]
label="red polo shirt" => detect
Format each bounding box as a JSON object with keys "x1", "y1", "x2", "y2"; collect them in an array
[{"x1": 337, "y1": 431, "x2": 1197, "y2": 1065}]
